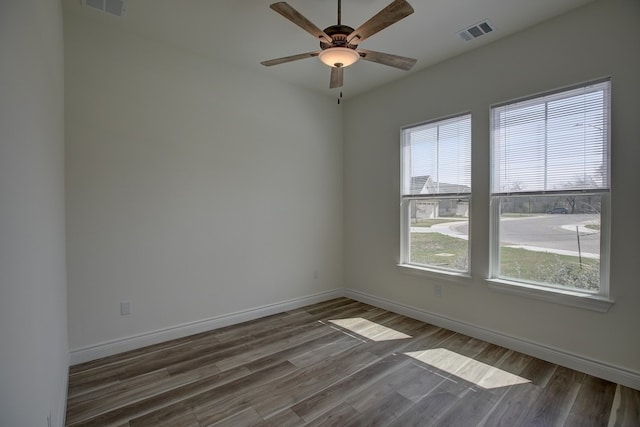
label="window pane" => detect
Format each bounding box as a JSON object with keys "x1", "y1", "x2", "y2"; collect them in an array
[
  {"x1": 408, "y1": 198, "x2": 469, "y2": 271},
  {"x1": 498, "y1": 194, "x2": 601, "y2": 291},
  {"x1": 402, "y1": 115, "x2": 471, "y2": 196},
  {"x1": 492, "y1": 80, "x2": 609, "y2": 194}
]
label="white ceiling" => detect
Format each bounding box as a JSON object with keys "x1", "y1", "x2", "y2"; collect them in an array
[{"x1": 63, "y1": 0, "x2": 595, "y2": 98}]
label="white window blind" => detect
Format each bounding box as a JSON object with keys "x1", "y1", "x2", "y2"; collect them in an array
[
  {"x1": 402, "y1": 114, "x2": 471, "y2": 196},
  {"x1": 491, "y1": 80, "x2": 610, "y2": 195}
]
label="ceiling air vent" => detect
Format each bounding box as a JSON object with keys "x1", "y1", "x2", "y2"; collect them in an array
[
  {"x1": 458, "y1": 20, "x2": 494, "y2": 41},
  {"x1": 82, "y1": 0, "x2": 127, "y2": 18}
]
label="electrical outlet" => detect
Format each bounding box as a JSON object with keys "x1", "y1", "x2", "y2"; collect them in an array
[
  {"x1": 434, "y1": 284, "x2": 443, "y2": 298},
  {"x1": 120, "y1": 301, "x2": 131, "y2": 315}
]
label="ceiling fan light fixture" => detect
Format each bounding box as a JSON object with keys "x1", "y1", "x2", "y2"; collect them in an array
[{"x1": 319, "y1": 47, "x2": 360, "y2": 68}]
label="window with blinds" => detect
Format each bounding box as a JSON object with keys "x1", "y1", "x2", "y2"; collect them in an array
[
  {"x1": 400, "y1": 114, "x2": 471, "y2": 273},
  {"x1": 490, "y1": 79, "x2": 610, "y2": 294}
]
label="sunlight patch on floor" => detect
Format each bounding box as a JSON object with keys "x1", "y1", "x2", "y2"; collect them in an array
[
  {"x1": 328, "y1": 318, "x2": 412, "y2": 341},
  {"x1": 404, "y1": 348, "x2": 530, "y2": 389}
]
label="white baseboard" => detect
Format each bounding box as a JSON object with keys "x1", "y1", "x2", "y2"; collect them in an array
[
  {"x1": 68, "y1": 287, "x2": 639, "y2": 391},
  {"x1": 344, "y1": 288, "x2": 640, "y2": 391},
  {"x1": 57, "y1": 361, "x2": 69, "y2": 427},
  {"x1": 69, "y1": 289, "x2": 343, "y2": 365}
]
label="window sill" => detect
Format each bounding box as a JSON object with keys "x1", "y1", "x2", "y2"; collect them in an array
[
  {"x1": 397, "y1": 263, "x2": 471, "y2": 284},
  {"x1": 486, "y1": 279, "x2": 614, "y2": 312}
]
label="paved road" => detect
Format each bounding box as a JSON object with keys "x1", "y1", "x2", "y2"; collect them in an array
[
  {"x1": 498, "y1": 214, "x2": 599, "y2": 256},
  {"x1": 412, "y1": 214, "x2": 600, "y2": 258}
]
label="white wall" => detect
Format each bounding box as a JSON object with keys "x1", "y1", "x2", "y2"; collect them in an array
[
  {"x1": 65, "y1": 10, "x2": 343, "y2": 352},
  {"x1": 344, "y1": 0, "x2": 640, "y2": 377},
  {"x1": 0, "y1": 1, "x2": 68, "y2": 426}
]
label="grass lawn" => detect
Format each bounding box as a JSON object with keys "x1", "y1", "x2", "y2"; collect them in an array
[
  {"x1": 410, "y1": 233, "x2": 599, "y2": 290},
  {"x1": 585, "y1": 223, "x2": 601, "y2": 231},
  {"x1": 410, "y1": 233, "x2": 468, "y2": 269},
  {"x1": 500, "y1": 247, "x2": 599, "y2": 290}
]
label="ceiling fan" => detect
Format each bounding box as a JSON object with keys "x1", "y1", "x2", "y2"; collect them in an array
[{"x1": 261, "y1": 0, "x2": 417, "y2": 89}]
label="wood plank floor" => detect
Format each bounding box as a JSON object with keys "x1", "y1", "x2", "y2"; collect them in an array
[{"x1": 66, "y1": 298, "x2": 640, "y2": 426}]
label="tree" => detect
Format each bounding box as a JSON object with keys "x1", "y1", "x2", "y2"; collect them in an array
[{"x1": 564, "y1": 176, "x2": 598, "y2": 213}]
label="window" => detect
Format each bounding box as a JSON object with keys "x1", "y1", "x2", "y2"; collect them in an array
[
  {"x1": 490, "y1": 79, "x2": 610, "y2": 297},
  {"x1": 400, "y1": 114, "x2": 471, "y2": 273}
]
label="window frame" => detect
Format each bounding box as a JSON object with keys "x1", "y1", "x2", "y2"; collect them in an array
[
  {"x1": 487, "y1": 78, "x2": 613, "y2": 311},
  {"x1": 399, "y1": 113, "x2": 472, "y2": 277}
]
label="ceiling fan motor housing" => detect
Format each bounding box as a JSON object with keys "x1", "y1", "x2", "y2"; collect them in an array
[{"x1": 320, "y1": 25, "x2": 357, "y2": 50}]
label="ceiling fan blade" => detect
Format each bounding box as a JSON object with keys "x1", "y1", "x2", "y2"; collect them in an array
[
  {"x1": 357, "y1": 48, "x2": 417, "y2": 71},
  {"x1": 261, "y1": 51, "x2": 320, "y2": 67},
  {"x1": 270, "y1": 2, "x2": 333, "y2": 45},
  {"x1": 330, "y1": 66, "x2": 344, "y2": 89},
  {"x1": 347, "y1": 0, "x2": 414, "y2": 45}
]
